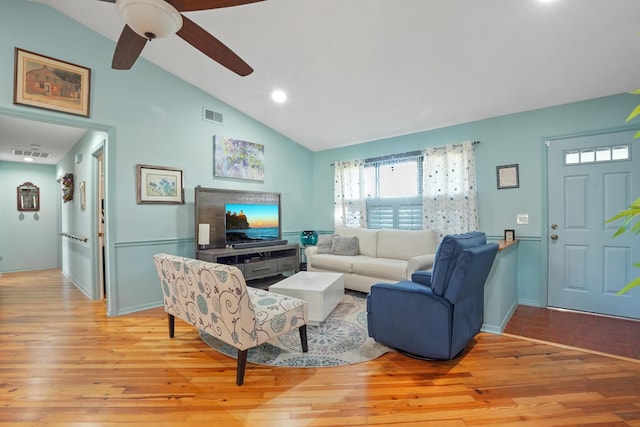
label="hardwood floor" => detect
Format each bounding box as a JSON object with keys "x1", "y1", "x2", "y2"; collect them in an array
[
  {"x1": 2, "y1": 269, "x2": 640, "y2": 426},
  {"x1": 504, "y1": 305, "x2": 640, "y2": 360}
]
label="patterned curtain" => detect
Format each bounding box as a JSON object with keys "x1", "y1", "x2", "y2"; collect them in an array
[
  {"x1": 334, "y1": 160, "x2": 367, "y2": 228},
  {"x1": 422, "y1": 141, "x2": 478, "y2": 237}
]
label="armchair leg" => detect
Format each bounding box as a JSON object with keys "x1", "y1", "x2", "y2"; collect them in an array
[
  {"x1": 168, "y1": 314, "x2": 175, "y2": 338},
  {"x1": 299, "y1": 325, "x2": 308, "y2": 352},
  {"x1": 236, "y1": 349, "x2": 248, "y2": 386}
]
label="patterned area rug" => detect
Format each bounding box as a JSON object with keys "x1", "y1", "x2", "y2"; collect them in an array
[{"x1": 200, "y1": 293, "x2": 393, "y2": 367}]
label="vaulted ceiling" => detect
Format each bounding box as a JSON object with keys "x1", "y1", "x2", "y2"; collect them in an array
[{"x1": 3, "y1": 0, "x2": 640, "y2": 164}]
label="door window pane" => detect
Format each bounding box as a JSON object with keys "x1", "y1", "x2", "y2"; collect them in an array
[
  {"x1": 595, "y1": 148, "x2": 611, "y2": 162},
  {"x1": 565, "y1": 145, "x2": 629, "y2": 165},
  {"x1": 612, "y1": 145, "x2": 629, "y2": 160},
  {"x1": 580, "y1": 149, "x2": 595, "y2": 163},
  {"x1": 565, "y1": 151, "x2": 580, "y2": 164}
]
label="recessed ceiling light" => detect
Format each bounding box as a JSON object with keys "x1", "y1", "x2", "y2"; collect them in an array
[
  {"x1": 24, "y1": 157, "x2": 33, "y2": 162},
  {"x1": 271, "y1": 89, "x2": 287, "y2": 103}
]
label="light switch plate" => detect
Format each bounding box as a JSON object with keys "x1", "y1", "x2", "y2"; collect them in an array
[{"x1": 516, "y1": 214, "x2": 529, "y2": 225}]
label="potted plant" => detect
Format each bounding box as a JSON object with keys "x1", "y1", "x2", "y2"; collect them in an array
[{"x1": 606, "y1": 90, "x2": 640, "y2": 294}]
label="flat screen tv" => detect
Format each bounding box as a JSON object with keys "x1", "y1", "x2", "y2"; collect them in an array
[{"x1": 225, "y1": 203, "x2": 280, "y2": 245}]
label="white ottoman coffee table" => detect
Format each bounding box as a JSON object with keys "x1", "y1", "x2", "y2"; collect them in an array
[{"x1": 269, "y1": 271, "x2": 344, "y2": 326}]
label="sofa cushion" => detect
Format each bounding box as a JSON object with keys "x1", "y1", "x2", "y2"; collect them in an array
[
  {"x1": 310, "y1": 254, "x2": 357, "y2": 273},
  {"x1": 351, "y1": 257, "x2": 408, "y2": 281},
  {"x1": 430, "y1": 231, "x2": 486, "y2": 296},
  {"x1": 376, "y1": 229, "x2": 440, "y2": 261},
  {"x1": 334, "y1": 226, "x2": 378, "y2": 257},
  {"x1": 317, "y1": 234, "x2": 335, "y2": 254},
  {"x1": 331, "y1": 236, "x2": 359, "y2": 256}
]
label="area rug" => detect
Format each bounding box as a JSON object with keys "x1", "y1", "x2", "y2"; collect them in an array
[{"x1": 200, "y1": 293, "x2": 393, "y2": 367}]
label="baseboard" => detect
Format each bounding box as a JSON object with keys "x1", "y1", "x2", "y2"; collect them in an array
[{"x1": 482, "y1": 299, "x2": 518, "y2": 335}]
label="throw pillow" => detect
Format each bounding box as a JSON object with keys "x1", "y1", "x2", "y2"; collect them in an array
[
  {"x1": 331, "y1": 236, "x2": 359, "y2": 256},
  {"x1": 317, "y1": 234, "x2": 335, "y2": 254}
]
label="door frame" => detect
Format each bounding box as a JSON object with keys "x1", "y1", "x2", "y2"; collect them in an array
[
  {"x1": 92, "y1": 144, "x2": 106, "y2": 301},
  {"x1": 0, "y1": 106, "x2": 115, "y2": 314},
  {"x1": 542, "y1": 125, "x2": 640, "y2": 310}
]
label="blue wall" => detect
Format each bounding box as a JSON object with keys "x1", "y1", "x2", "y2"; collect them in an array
[
  {"x1": 1, "y1": 1, "x2": 314, "y2": 314},
  {"x1": 57, "y1": 130, "x2": 107, "y2": 299},
  {"x1": 2, "y1": 1, "x2": 637, "y2": 313},
  {"x1": 312, "y1": 94, "x2": 640, "y2": 307},
  {"x1": 0, "y1": 161, "x2": 59, "y2": 271}
]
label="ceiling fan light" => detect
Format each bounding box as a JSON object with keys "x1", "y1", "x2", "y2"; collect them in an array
[{"x1": 116, "y1": 0, "x2": 183, "y2": 39}]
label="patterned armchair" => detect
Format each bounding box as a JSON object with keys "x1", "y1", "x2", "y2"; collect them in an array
[
  {"x1": 153, "y1": 253, "x2": 308, "y2": 385},
  {"x1": 367, "y1": 232, "x2": 498, "y2": 360}
]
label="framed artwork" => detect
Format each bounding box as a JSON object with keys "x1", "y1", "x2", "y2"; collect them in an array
[
  {"x1": 214, "y1": 135, "x2": 265, "y2": 181},
  {"x1": 14, "y1": 48, "x2": 91, "y2": 117},
  {"x1": 17, "y1": 182, "x2": 39, "y2": 211},
  {"x1": 136, "y1": 164, "x2": 184, "y2": 204},
  {"x1": 496, "y1": 164, "x2": 519, "y2": 189},
  {"x1": 504, "y1": 229, "x2": 515, "y2": 242},
  {"x1": 79, "y1": 181, "x2": 86, "y2": 210}
]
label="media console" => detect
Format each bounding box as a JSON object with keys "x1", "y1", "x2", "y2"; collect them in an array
[{"x1": 196, "y1": 243, "x2": 299, "y2": 281}]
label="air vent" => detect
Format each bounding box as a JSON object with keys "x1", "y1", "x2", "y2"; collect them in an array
[
  {"x1": 203, "y1": 107, "x2": 224, "y2": 125},
  {"x1": 13, "y1": 149, "x2": 51, "y2": 158}
]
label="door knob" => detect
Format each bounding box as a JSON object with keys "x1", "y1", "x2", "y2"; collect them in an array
[{"x1": 550, "y1": 234, "x2": 558, "y2": 240}]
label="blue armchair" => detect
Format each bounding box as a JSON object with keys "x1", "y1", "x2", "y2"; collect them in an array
[{"x1": 366, "y1": 232, "x2": 498, "y2": 360}]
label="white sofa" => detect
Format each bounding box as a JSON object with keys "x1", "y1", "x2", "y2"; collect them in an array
[{"x1": 305, "y1": 227, "x2": 440, "y2": 293}]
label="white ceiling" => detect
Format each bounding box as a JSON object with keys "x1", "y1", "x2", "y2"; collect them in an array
[
  {"x1": 3, "y1": 0, "x2": 640, "y2": 165},
  {"x1": 0, "y1": 115, "x2": 87, "y2": 165}
]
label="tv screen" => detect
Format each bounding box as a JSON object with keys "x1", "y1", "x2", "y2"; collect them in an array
[{"x1": 225, "y1": 203, "x2": 280, "y2": 245}]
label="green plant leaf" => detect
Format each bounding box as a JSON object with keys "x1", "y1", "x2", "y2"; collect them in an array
[
  {"x1": 626, "y1": 104, "x2": 640, "y2": 122},
  {"x1": 616, "y1": 276, "x2": 640, "y2": 295},
  {"x1": 611, "y1": 227, "x2": 626, "y2": 238},
  {"x1": 605, "y1": 210, "x2": 633, "y2": 223}
]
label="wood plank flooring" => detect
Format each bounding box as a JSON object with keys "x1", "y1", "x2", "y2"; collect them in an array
[
  {"x1": 1, "y1": 269, "x2": 640, "y2": 426},
  {"x1": 505, "y1": 304, "x2": 640, "y2": 360}
]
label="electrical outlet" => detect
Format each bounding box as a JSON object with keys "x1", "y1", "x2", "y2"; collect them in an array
[{"x1": 516, "y1": 214, "x2": 529, "y2": 225}]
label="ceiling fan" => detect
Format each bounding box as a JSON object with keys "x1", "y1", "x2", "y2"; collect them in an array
[{"x1": 98, "y1": 0, "x2": 264, "y2": 76}]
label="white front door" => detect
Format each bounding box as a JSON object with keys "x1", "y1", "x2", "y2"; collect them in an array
[{"x1": 547, "y1": 129, "x2": 640, "y2": 319}]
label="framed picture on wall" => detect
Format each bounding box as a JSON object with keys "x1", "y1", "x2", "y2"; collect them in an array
[
  {"x1": 13, "y1": 48, "x2": 91, "y2": 117},
  {"x1": 213, "y1": 135, "x2": 265, "y2": 181},
  {"x1": 136, "y1": 164, "x2": 184, "y2": 204},
  {"x1": 496, "y1": 164, "x2": 519, "y2": 189}
]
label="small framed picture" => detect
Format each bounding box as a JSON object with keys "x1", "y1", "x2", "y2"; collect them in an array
[
  {"x1": 496, "y1": 164, "x2": 519, "y2": 189},
  {"x1": 504, "y1": 229, "x2": 515, "y2": 242},
  {"x1": 136, "y1": 164, "x2": 184, "y2": 204}
]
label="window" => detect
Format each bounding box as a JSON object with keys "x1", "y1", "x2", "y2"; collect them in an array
[
  {"x1": 363, "y1": 153, "x2": 423, "y2": 229},
  {"x1": 335, "y1": 142, "x2": 478, "y2": 234},
  {"x1": 564, "y1": 144, "x2": 630, "y2": 165}
]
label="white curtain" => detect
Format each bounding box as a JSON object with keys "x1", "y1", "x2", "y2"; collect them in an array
[
  {"x1": 334, "y1": 160, "x2": 367, "y2": 228},
  {"x1": 422, "y1": 141, "x2": 478, "y2": 236}
]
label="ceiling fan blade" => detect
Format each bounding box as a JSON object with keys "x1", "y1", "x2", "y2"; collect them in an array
[
  {"x1": 177, "y1": 15, "x2": 253, "y2": 76},
  {"x1": 167, "y1": 0, "x2": 264, "y2": 12},
  {"x1": 112, "y1": 25, "x2": 148, "y2": 70}
]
